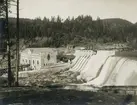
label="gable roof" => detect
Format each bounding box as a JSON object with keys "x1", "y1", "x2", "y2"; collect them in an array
[{"x1": 21, "y1": 48, "x2": 57, "y2": 54}]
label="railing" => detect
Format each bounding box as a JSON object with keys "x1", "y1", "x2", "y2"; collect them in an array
[{"x1": 0, "y1": 64, "x2": 30, "y2": 76}]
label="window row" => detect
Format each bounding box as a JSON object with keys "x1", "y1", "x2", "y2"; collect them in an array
[
  {"x1": 44, "y1": 63, "x2": 53, "y2": 66},
  {"x1": 22, "y1": 59, "x2": 40, "y2": 65}
]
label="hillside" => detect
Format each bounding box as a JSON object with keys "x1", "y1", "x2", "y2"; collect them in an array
[
  {"x1": 102, "y1": 18, "x2": 133, "y2": 26},
  {"x1": 8, "y1": 16, "x2": 136, "y2": 49}
]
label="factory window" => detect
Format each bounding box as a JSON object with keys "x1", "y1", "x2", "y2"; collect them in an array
[
  {"x1": 29, "y1": 60, "x2": 31, "y2": 64},
  {"x1": 47, "y1": 54, "x2": 50, "y2": 61},
  {"x1": 33, "y1": 60, "x2": 35, "y2": 64},
  {"x1": 37, "y1": 61, "x2": 39, "y2": 65},
  {"x1": 26, "y1": 59, "x2": 27, "y2": 63}
]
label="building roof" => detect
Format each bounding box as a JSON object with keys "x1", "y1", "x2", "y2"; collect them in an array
[{"x1": 21, "y1": 48, "x2": 57, "y2": 54}]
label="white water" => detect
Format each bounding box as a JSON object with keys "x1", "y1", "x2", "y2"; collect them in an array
[
  {"x1": 86, "y1": 57, "x2": 124, "y2": 86},
  {"x1": 70, "y1": 50, "x2": 93, "y2": 72},
  {"x1": 105, "y1": 57, "x2": 137, "y2": 86},
  {"x1": 80, "y1": 50, "x2": 115, "y2": 81},
  {"x1": 70, "y1": 50, "x2": 137, "y2": 86},
  {"x1": 79, "y1": 55, "x2": 91, "y2": 72}
]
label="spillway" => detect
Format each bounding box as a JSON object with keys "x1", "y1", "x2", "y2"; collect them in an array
[
  {"x1": 85, "y1": 56, "x2": 137, "y2": 86},
  {"x1": 105, "y1": 57, "x2": 137, "y2": 86},
  {"x1": 86, "y1": 57, "x2": 124, "y2": 86},
  {"x1": 69, "y1": 49, "x2": 137, "y2": 87},
  {"x1": 70, "y1": 50, "x2": 93, "y2": 72},
  {"x1": 80, "y1": 50, "x2": 115, "y2": 81}
]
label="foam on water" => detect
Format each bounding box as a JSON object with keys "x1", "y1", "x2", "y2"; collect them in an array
[
  {"x1": 106, "y1": 57, "x2": 137, "y2": 86},
  {"x1": 86, "y1": 56, "x2": 137, "y2": 86},
  {"x1": 70, "y1": 50, "x2": 137, "y2": 86},
  {"x1": 80, "y1": 50, "x2": 115, "y2": 81},
  {"x1": 86, "y1": 57, "x2": 124, "y2": 86}
]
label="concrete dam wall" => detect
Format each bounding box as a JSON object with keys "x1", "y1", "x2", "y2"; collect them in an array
[{"x1": 70, "y1": 50, "x2": 137, "y2": 87}]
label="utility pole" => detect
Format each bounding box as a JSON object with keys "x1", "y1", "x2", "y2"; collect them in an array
[
  {"x1": 6, "y1": 0, "x2": 12, "y2": 87},
  {"x1": 15, "y1": 0, "x2": 19, "y2": 86}
]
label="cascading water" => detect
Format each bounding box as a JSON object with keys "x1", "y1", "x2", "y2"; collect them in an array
[
  {"x1": 70, "y1": 50, "x2": 93, "y2": 72},
  {"x1": 78, "y1": 55, "x2": 91, "y2": 72},
  {"x1": 86, "y1": 57, "x2": 124, "y2": 86},
  {"x1": 106, "y1": 57, "x2": 137, "y2": 86},
  {"x1": 80, "y1": 50, "x2": 115, "y2": 81},
  {"x1": 75, "y1": 55, "x2": 88, "y2": 72},
  {"x1": 69, "y1": 49, "x2": 137, "y2": 86},
  {"x1": 86, "y1": 56, "x2": 137, "y2": 86}
]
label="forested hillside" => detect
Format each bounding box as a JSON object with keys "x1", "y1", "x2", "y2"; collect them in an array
[{"x1": 8, "y1": 15, "x2": 137, "y2": 48}]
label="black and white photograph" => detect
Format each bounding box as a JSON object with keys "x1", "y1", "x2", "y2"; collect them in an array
[{"x1": 0, "y1": 0, "x2": 137, "y2": 105}]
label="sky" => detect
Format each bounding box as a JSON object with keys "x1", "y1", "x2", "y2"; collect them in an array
[{"x1": 10, "y1": 0, "x2": 137, "y2": 23}]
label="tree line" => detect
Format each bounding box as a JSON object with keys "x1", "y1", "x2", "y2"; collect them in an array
[{"x1": 8, "y1": 15, "x2": 137, "y2": 48}]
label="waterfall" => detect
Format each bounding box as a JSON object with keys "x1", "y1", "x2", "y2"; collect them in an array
[
  {"x1": 111, "y1": 58, "x2": 137, "y2": 86},
  {"x1": 80, "y1": 50, "x2": 115, "y2": 81},
  {"x1": 86, "y1": 56, "x2": 137, "y2": 86},
  {"x1": 69, "y1": 49, "x2": 137, "y2": 86}
]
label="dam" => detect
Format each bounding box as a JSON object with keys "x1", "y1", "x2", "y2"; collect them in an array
[
  {"x1": 2, "y1": 48, "x2": 137, "y2": 95},
  {"x1": 69, "y1": 49, "x2": 137, "y2": 88}
]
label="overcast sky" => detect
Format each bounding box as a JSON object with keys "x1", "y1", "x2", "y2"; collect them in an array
[{"x1": 10, "y1": 0, "x2": 137, "y2": 23}]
